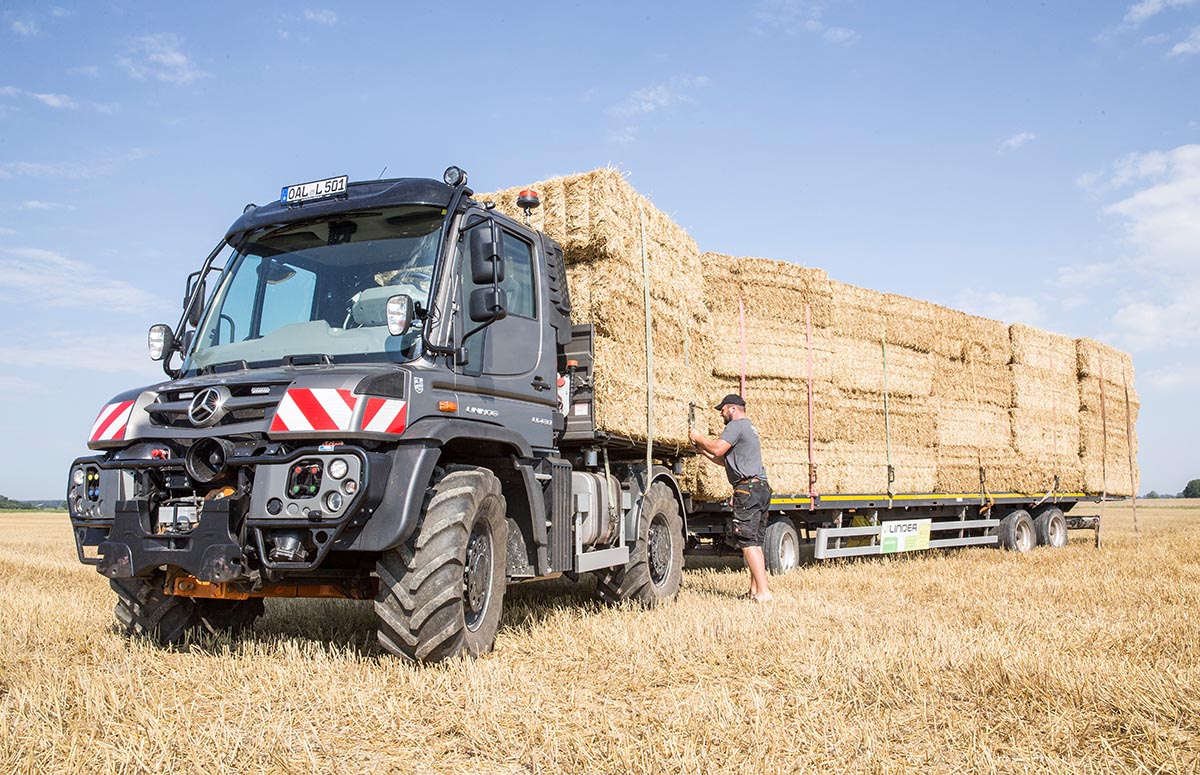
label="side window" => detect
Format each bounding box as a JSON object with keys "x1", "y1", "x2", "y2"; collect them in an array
[
  {"x1": 205, "y1": 256, "x2": 259, "y2": 346},
  {"x1": 500, "y1": 232, "x2": 536, "y2": 319}
]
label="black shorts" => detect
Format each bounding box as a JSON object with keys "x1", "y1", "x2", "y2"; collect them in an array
[{"x1": 731, "y1": 480, "x2": 772, "y2": 548}]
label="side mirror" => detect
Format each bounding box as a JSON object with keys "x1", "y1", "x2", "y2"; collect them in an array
[
  {"x1": 148, "y1": 324, "x2": 175, "y2": 361},
  {"x1": 469, "y1": 225, "x2": 504, "y2": 284},
  {"x1": 386, "y1": 294, "x2": 414, "y2": 336},
  {"x1": 184, "y1": 273, "x2": 206, "y2": 328},
  {"x1": 469, "y1": 287, "x2": 508, "y2": 323}
]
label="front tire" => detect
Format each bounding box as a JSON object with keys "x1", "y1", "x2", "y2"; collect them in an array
[
  {"x1": 596, "y1": 481, "x2": 684, "y2": 606},
  {"x1": 375, "y1": 466, "x2": 508, "y2": 662},
  {"x1": 110, "y1": 573, "x2": 196, "y2": 646}
]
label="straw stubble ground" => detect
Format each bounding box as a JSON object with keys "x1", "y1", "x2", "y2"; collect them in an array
[{"x1": 2, "y1": 503, "x2": 1197, "y2": 774}]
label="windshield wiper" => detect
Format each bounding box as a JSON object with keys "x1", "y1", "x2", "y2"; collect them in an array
[
  {"x1": 281, "y1": 354, "x2": 334, "y2": 367},
  {"x1": 201, "y1": 360, "x2": 249, "y2": 375}
]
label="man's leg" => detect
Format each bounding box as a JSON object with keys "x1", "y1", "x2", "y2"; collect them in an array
[{"x1": 743, "y1": 546, "x2": 771, "y2": 601}]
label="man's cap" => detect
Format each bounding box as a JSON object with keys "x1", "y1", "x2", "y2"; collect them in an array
[{"x1": 714, "y1": 393, "x2": 746, "y2": 410}]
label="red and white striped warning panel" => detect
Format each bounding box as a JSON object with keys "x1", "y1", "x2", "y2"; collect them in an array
[
  {"x1": 89, "y1": 400, "x2": 136, "y2": 443},
  {"x1": 360, "y1": 397, "x2": 408, "y2": 434},
  {"x1": 270, "y1": 388, "x2": 357, "y2": 432}
]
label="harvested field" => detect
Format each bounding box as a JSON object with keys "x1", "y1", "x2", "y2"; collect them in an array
[{"x1": 3, "y1": 503, "x2": 1198, "y2": 773}]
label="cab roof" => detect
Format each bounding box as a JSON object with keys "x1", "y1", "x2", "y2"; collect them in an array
[{"x1": 224, "y1": 177, "x2": 458, "y2": 243}]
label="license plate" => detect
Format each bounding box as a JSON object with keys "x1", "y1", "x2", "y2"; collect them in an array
[{"x1": 281, "y1": 175, "x2": 349, "y2": 204}]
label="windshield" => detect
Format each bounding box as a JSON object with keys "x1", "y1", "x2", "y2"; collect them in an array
[{"x1": 184, "y1": 205, "x2": 442, "y2": 373}]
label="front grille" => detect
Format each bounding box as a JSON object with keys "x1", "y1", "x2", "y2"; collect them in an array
[{"x1": 147, "y1": 383, "x2": 287, "y2": 429}]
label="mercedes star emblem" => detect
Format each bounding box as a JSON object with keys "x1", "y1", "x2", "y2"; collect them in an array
[{"x1": 188, "y1": 386, "x2": 231, "y2": 427}]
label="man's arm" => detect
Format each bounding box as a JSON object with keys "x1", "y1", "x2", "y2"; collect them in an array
[{"x1": 689, "y1": 428, "x2": 731, "y2": 467}]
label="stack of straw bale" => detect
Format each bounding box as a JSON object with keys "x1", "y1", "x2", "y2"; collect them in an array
[
  {"x1": 479, "y1": 168, "x2": 711, "y2": 450},
  {"x1": 1076, "y1": 339, "x2": 1140, "y2": 495},
  {"x1": 480, "y1": 169, "x2": 1139, "y2": 500}
]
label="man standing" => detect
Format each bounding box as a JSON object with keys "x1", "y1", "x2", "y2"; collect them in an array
[{"x1": 689, "y1": 394, "x2": 773, "y2": 602}]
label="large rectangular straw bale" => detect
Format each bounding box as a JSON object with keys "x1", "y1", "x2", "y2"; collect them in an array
[
  {"x1": 830, "y1": 284, "x2": 1011, "y2": 364},
  {"x1": 701, "y1": 254, "x2": 834, "y2": 380},
  {"x1": 480, "y1": 169, "x2": 710, "y2": 448}
]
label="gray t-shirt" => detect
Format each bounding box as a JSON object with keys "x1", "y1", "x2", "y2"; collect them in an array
[{"x1": 719, "y1": 417, "x2": 768, "y2": 485}]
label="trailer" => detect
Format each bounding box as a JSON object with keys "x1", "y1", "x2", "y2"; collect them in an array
[{"x1": 66, "y1": 167, "x2": 1103, "y2": 663}]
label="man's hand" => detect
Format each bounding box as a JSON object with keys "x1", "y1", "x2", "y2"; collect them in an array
[{"x1": 688, "y1": 428, "x2": 704, "y2": 446}]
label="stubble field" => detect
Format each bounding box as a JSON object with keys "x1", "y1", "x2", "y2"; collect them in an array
[{"x1": 1, "y1": 500, "x2": 1197, "y2": 774}]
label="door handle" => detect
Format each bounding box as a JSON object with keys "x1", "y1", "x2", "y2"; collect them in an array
[{"x1": 531, "y1": 375, "x2": 550, "y2": 391}]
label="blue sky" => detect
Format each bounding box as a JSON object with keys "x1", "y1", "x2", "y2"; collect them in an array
[{"x1": 0, "y1": 1, "x2": 1197, "y2": 498}]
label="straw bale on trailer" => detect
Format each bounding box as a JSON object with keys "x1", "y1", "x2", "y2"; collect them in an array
[
  {"x1": 1008, "y1": 324, "x2": 1084, "y2": 491},
  {"x1": 700, "y1": 254, "x2": 834, "y2": 381},
  {"x1": 1076, "y1": 338, "x2": 1139, "y2": 496},
  {"x1": 480, "y1": 168, "x2": 711, "y2": 449},
  {"x1": 481, "y1": 169, "x2": 1140, "y2": 501}
]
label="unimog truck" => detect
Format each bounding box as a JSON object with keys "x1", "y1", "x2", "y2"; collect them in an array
[
  {"x1": 68, "y1": 167, "x2": 1100, "y2": 661},
  {"x1": 68, "y1": 168, "x2": 687, "y2": 661}
]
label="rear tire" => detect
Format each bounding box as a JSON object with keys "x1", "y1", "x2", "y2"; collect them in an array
[
  {"x1": 995, "y1": 509, "x2": 1035, "y2": 552},
  {"x1": 1033, "y1": 506, "x2": 1068, "y2": 548},
  {"x1": 596, "y1": 481, "x2": 684, "y2": 606},
  {"x1": 375, "y1": 466, "x2": 508, "y2": 662},
  {"x1": 110, "y1": 573, "x2": 196, "y2": 646},
  {"x1": 763, "y1": 517, "x2": 800, "y2": 575},
  {"x1": 195, "y1": 598, "x2": 265, "y2": 637}
]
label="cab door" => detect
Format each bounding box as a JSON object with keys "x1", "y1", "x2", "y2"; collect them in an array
[{"x1": 454, "y1": 216, "x2": 557, "y2": 445}]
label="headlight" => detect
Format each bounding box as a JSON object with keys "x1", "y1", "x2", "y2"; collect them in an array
[
  {"x1": 328, "y1": 458, "x2": 349, "y2": 479},
  {"x1": 324, "y1": 491, "x2": 344, "y2": 512},
  {"x1": 72, "y1": 468, "x2": 85, "y2": 486}
]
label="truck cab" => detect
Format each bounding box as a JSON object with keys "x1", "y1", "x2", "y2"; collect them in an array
[{"x1": 67, "y1": 168, "x2": 687, "y2": 661}]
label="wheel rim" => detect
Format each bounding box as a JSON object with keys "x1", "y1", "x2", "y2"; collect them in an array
[
  {"x1": 647, "y1": 513, "x2": 673, "y2": 586},
  {"x1": 1050, "y1": 516, "x2": 1066, "y2": 547},
  {"x1": 464, "y1": 521, "x2": 493, "y2": 632},
  {"x1": 779, "y1": 530, "x2": 798, "y2": 570},
  {"x1": 1016, "y1": 519, "x2": 1034, "y2": 552}
]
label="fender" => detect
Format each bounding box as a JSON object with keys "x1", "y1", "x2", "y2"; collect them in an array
[
  {"x1": 623, "y1": 465, "x2": 689, "y2": 542},
  {"x1": 339, "y1": 417, "x2": 535, "y2": 552}
]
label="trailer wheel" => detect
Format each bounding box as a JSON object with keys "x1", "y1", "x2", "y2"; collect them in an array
[
  {"x1": 110, "y1": 573, "x2": 196, "y2": 646},
  {"x1": 1033, "y1": 506, "x2": 1068, "y2": 548},
  {"x1": 995, "y1": 509, "x2": 1035, "y2": 552},
  {"x1": 375, "y1": 465, "x2": 508, "y2": 662},
  {"x1": 596, "y1": 481, "x2": 684, "y2": 606},
  {"x1": 763, "y1": 517, "x2": 800, "y2": 575},
  {"x1": 195, "y1": 598, "x2": 265, "y2": 637}
]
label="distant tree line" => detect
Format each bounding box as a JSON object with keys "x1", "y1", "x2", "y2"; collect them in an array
[
  {"x1": 0, "y1": 495, "x2": 67, "y2": 510},
  {"x1": 1143, "y1": 479, "x2": 1200, "y2": 499}
]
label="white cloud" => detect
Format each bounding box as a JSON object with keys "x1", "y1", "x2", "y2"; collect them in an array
[
  {"x1": 1168, "y1": 26, "x2": 1200, "y2": 55},
  {"x1": 50, "y1": 7, "x2": 70, "y2": 18},
  {"x1": 0, "y1": 332, "x2": 165, "y2": 376},
  {"x1": 0, "y1": 148, "x2": 150, "y2": 180},
  {"x1": 0, "y1": 86, "x2": 20, "y2": 97},
  {"x1": 999, "y1": 131, "x2": 1037, "y2": 153},
  {"x1": 10, "y1": 19, "x2": 39, "y2": 36},
  {"x1": 303, "y1": 9, "x2": 338, "y2": 25},
  {"x1": 1141, "y1": 362, "x2": 1200, "y2": 391},
  {"x1": 119, "y1": 34, "x2": 208, "y2": 84},
  {"x1": 1123, "y1": 0, "x2": 1198, "y2": 25},
  {"x1": 0, "y1": 247, "x2": 164, "y2": 314},
  {"x1": 18, "y1": 200, "x2": 76, "y2": 211},
  {"x1": 609, "y1": 75, "x2": 710, "y2": 118},
  {"x1": 0, "y1": 227, "x2": 15, "y2": 235},
  {"x1": 754, "y1": 1, "x2": 860, "y2": 45},
  {"x1": 952, "y1": 290, "x2": 1046, "y2": 328},
  {"x1": 1088, "y1": 144, "x2": 1200, "y2": 350},
  {"x1": 28, "y1": 92, "x2": 77, "y2": 109},
  {"x1": 67, "y1": 65, "x2": 100, "y2": 77},
  {"x1": 607, "y1": 126, "x2": 638, "y2": 147}
]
